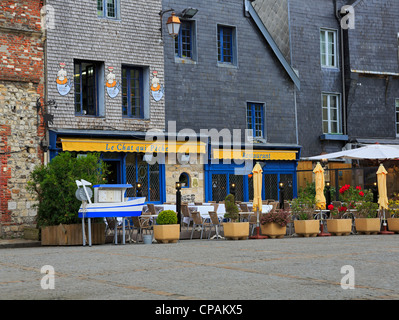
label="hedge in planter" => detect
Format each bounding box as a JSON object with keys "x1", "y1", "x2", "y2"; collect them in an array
[
  {"x1": 27, "y1": 152, "x2": 108, "y2": 245},
  {"x1": 154, "y1": 210, "x2": 180, "y2": 243},
  {"x1": 223, "y1": 194, "x2": 249, "y2": 240}
]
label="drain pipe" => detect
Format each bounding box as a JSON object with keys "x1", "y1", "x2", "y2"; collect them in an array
[{"x1": 334, "y1": 0, "x2": 347, "y2": 136}]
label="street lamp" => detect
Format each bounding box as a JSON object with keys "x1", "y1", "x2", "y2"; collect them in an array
[
  {"x1": 230, "y1": 182, "x2": 236, "y2": 199},
  {"x1": 372, "y1": 182, "x2": 378, "y2": 203},
  {"x1": 176, "y1": 182, "x2": 182, "y2": 230},
  {"x1": 136, "y1": 182, "x2": 143, "y2": 198},
  {"x1": 159, "y1": 7, "x2": 198, "y2": 40},
  {"x1": 279, "y1": 182, "x2": 284, "y2": 210},
  {"x1": 325, "y1": 181, "x2": 331, "y2": 209},
  {"x1": 159, "y1": 9, "x2": 181, "y2": 40}
]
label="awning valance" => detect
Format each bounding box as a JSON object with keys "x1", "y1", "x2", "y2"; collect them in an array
[
  {"x1": 61, "y1": 138, "x2": 207, "y2": 154},
  {"x1": 212, "y1": 148, "x2": 298, "y2": 161}
]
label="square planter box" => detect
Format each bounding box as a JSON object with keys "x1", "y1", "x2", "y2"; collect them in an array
[
  {"x1": 294, "y1": 220, "x2": 320, "y2": 237},
  {"x1": 23, "y1": 227, "x2": 40, "y2": 241},
  {"x1": 326, "y1": 219, "x2": 352, "y2": 236},
  {"x1": 223, "y1": 222, "x2": 249, "y2": 240},
  {"x1": 153, "y1": 224, "x2": 180, "y2": 243},
  {"x1": 387, "y1": 218, "x2": 399, "y2": 233},
  {"x1": 260, "y1": 222, "x2": 286, "y2": 238},
  {"x1": 355, "y1": 218, "x2": 380, "y2": 235},
  {"x1": 41, "y1": 223, "x2": 105, "y2": 246}
]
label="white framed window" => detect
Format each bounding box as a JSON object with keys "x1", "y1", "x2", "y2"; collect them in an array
[
  {"x1": 320, "y1": 29, "x2": 338, "y2": 68},
  {"x1": 396, "y1": 99, "x2": 399, "y2": 137},
  {"x1": 97, "y1": 0, "x2": 119, "y2": 19},
  {"x1": 322, "y1": 93, "x2": 342, "y2": 134}
]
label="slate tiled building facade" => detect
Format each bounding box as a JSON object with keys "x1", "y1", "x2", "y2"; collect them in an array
[
  {"x1": 162, "y1": 0, "x2": 302, "y2": 202},
  {"x1": 45, "y1": 0, "x2": 168, "y2": 203}
]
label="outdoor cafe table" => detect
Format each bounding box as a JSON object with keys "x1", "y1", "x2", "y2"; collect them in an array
[{"x1": 155, "y1": 204, "x2": 224, "y2": 224}]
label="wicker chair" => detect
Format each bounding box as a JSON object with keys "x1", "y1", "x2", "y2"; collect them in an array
[
  {"x1": 181, "y1": 204, "x2": 192, "y2": 230},
  {"x1": 190, "y1": 212, "x2": 211, "y2": 240},
  {"x1": 131, "y1": 215, "x2": 152, "y2": 243},
  {"x1": 208, "y1": 211, "x2": 224, "y2": 240}
]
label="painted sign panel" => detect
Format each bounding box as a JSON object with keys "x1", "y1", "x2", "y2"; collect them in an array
[{"x1": 56, "y1": 62, "x2": 72, "y2": 95}]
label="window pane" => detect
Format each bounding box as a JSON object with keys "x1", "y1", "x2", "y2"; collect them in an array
[
  {"x1": 107, "y1": 0, "x2": 116, "y2": 18},
  {"x1": 97, "y1": 0, "x2": 103, "y2": 16},
  {"x1": 323, "y1": 121, "x2": 329, "y2": 134}
]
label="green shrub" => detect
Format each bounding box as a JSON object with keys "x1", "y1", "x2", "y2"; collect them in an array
[
  {"x1": 156, "y1": 210, "x2": 178, "y2": 225},
  {"x1": 224, "y1": 194, "x2": 239, "y2": 222},
  {"x1": 27, "y1": 152, "x2": 108, "y2": 227}
]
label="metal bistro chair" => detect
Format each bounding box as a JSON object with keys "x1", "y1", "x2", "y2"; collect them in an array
[
  {"x1": 190, "y1": 212, "x2": 211, "y2": 240},
  {"x1": 208, "y1": 211, "x2": 224, "y2": 240},
  {"x1": 181, "y1": 203, "x2": 192, "y2": 230},
  {"x1": 239, "y1": 203, "x2": 251, "y2": 222},
  {"x1": 131, "y1": 215, "x2": 152, "y2": 243},
  {"x1": 248, "y1": 213, "x2": 258, "y2": 236}
]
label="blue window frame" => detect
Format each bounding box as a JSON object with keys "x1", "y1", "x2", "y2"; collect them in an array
[
  {"x1": 217, "y1": 26, "x2": 234, "y2": 63},
  {"x1": 179, "y1": 172, "x2": 190, "y2": 188},
  {"x1": 175, "y1": 21, "x2": 193, "y2": 59},
  {"x1": 97, "y1": 0, "x2": 118, "y2": 19},
  {"x1": 74, "y1": 60, "x2": 101, "y2": 116},
  {"x1": 247, "y1": 103, "x2": 264, "y2": 138},
  {"x1": 122, "y1": 66, "x2": 144, "y2": 118}
]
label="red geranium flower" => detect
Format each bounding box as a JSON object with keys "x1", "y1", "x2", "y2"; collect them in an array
[
  {"x1": 359, "y1": 191, "x2": 364, "y2": 197},
  {"x1": 338, "y1": 206, "x2": 347, "y2": 213},
  {"x1": 356, "y1": 186, "x2": 362, "y2": 190},
  {"x1": 328, "y1": 204, "x2": 334, "y2": 211}
]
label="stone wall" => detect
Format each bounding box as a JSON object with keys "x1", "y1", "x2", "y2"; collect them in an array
[
  {"x1": 0, "y1": 0, "x2": 45, "y2": 238},
  {"x1": 0, "y1": 81, "x2": 43, "y2": 237},
  {"x1": 165, "y1": 157, "x2": 205, "y2": 203}
]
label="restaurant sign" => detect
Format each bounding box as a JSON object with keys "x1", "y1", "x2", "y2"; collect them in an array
[
  {"x1": 212, "y1": 149, "x2": 298, "y2": 161},
  {"x1": 61, "y1": 138, "x2": 206, "y2": 154}
]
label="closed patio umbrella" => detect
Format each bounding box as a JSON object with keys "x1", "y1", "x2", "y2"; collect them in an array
[
  {"x1": 377, "y1": 164, "x2": 393, "y2": 234},
  {"x1": 314, "y1": 162, "x2": 330, "y2": 236},
  {"x1": 313, "y1": 162, "x2": 326, "y2": 210},
  {"x1": 250, "y1": 162, "x2": 267, "y2": 239}
]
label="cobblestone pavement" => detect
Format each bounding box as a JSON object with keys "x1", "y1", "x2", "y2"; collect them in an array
[{"x1": 0, "y1": 234, "x2": 398, "y2": 301}]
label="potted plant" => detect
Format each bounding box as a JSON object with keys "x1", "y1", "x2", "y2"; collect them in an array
[
  {"x1": 290, "y1": 197, "x2": 319, "y2": 237},
  {"x1": 223, "y1": 194, "x2": 249, "y2": 240},
  {"x1": 153, "y1": 210, "x2": 180, "y2": 243},
  {"x1": 260, "y1": 209, "x2": 290, "y2": 238},
  {"x1": 355, "y1": 200, "x2": 380, "y2": 235},
  {"x1": 387, "y1": 194, "x2": 399, "y2": 233},
  {"x1": 326, "y1": 204, "x2": 352, "y2": 236},
  {"x1": 27, "y1": 152, "x2": 108, "y2": 246}
]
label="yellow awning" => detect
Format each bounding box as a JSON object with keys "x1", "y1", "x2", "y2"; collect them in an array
[
  {"x1": 212, "y1": 148, "x2": 298, "y2": 161},
  {"x1": 61, "y1": 138, "x2": 207, "y2": 154}
]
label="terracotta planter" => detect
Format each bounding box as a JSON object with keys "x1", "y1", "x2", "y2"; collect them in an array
[
  {"x1": 223, "y1": 222, "x2": 249, "y2": 240},
  {"x1": 355, "y1": 218, "x2": 381, "y2": 235},
  {"x1": 260, "y1": 222, "x2": 286, "y2": 239},
  {"x1": 326, "y1": 219, "x2": 352, "y2": 236},
  {"x1": 41, "y1": 223, "x2": 105, "y2": 246},
  {"x1": 294, "y1": 220, "x2": 320, "y2": 237},
  {"x1": 387, "y1": 218, "x2": 399, "y2": 233},
  {"x1": 153, "y1": 224, "x2": 180, "y2": 243}
]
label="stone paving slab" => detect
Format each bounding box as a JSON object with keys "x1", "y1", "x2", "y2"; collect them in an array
[{"x1": 0, "y1": 234, "x2": 398, "y2": 300}]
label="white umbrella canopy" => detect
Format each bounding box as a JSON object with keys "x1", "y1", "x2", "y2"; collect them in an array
[{"x1": 307, "y1": 144, "x2": 399, "y2": 160}]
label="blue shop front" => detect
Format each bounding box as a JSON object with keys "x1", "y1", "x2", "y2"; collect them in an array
[
  {"x1": 204, "y1": 144, "x2": 301, "y2": 203},
  {"x1": 48, "y1": 129, "x2": 204, "y2": 204}
]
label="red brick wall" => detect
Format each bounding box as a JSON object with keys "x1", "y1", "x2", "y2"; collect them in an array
[
  {"x1": 0, "y1": 0, "x2": 44, "y2": 84},
  {"x1": 0, "y1": 0, "x2": 44, "y2": 235}
]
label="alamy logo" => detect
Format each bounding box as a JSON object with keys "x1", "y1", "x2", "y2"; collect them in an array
[
  {"x1": 40, "y1": 265, "x2": 55, "y2": 290},
  {"x1": 340, "y1": 5, "x2": 355, "y2": 30},
  {"x1": 41, "y1": 5, "x2": 55, "y2": 30},
  {"x1": 340, "y1": 265, "x2": 355, "y2": 290}
]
